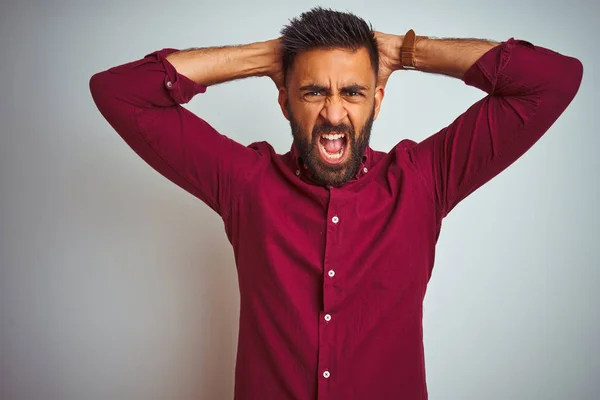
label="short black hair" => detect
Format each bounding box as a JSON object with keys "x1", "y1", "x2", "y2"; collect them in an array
[{"x1": 280, "y1": 7, "x2": 379, "y2": 86}]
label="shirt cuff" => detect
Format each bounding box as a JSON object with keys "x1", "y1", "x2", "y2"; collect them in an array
[
  {"x1": 144, "y1": 48, "x2": 208, "y2": 104},
  {"x1": 462, "y1": 38, "x2": 535, "y2": 94}
]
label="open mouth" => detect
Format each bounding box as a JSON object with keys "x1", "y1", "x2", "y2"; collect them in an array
[{"x1": 318, "y1": 133, "x2": 349, "y2": 165}]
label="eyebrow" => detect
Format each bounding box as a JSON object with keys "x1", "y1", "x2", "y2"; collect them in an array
[{"x1": 298, "y1": 83, "x2": 369, "y2": 92}]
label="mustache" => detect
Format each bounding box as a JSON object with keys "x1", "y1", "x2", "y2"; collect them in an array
[{"x1": 312, "y1": 123, "x2": 353, "y2": 137}]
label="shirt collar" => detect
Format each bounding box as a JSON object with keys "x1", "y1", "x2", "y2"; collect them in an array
[{"x1": 289, "y1": 142, "x2": 372, "y2": 184}]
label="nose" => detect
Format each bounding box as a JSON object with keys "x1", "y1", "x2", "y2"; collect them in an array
[{"x1": 319, "y1": 97, "x2": 348, "y2": 127}]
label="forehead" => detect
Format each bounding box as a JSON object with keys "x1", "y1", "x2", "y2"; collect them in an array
[{"x1": 290, "y1": 47, "x2": 375, "y2": 87}]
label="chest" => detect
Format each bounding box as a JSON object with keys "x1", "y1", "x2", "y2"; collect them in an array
[{"x1": 231, "y1": 165, "x2": 439, "y2": 306}]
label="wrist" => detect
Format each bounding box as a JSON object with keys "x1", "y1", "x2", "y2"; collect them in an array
[
  {"x1": 390, "y1": 35, "x2": 405, "y2": 72},
  {"x1": 253, "y1": 39, "x2": 281, "y2": 78},
  {"x1": 413, "y1": 36, "x2": 430, "y2": 70},
  {"x1": 398, "y1": 30, "x2": 429, "y2": 70}
]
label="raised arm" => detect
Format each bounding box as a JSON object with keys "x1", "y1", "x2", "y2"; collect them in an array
[
  {"x1": 378, "y1": 33, "x2": 583, "y2": 217},
  {"x1": 164, "y1": 40, "x2": 283, "y2": 87},
  {"x1": 89, "y1": 39, "x2": 282, "y2": 217}
]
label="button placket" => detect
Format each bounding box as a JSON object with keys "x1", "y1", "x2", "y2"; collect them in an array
[{"x1": 319, "y1": 188, "x2": 342, "y2": 397}]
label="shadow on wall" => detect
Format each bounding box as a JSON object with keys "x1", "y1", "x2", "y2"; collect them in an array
[
  {"x1": 67, "y1": 150, "x2": 242, "y2": 399},
  {"x1": 193, "y1": 239, "x2": 240, "y2": 399}
]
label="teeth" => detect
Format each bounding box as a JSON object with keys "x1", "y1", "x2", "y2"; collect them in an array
[
  {"x1": 320, "y1": 143, "x2": 344, "y2": 159},
  {"x1": 321, "y1": 133, "x2": 345, "y2": 140}
]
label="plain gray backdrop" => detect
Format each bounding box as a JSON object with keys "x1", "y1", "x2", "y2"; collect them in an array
[{"x1": 1, "y1": 0, "x2": 598, "y2": 399}]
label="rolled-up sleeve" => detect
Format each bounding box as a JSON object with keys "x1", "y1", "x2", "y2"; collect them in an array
[
  {"x1": 89, "y1": 49, "x2": 262, "y2": 218},
  {"x1": 409, "y1": 38, "x2": 584, "y2": 217}
]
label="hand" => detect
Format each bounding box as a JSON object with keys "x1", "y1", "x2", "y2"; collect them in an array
[
  {"x1": 374, "y1": 31, "x2": 404, "y2": 89},
  {"x1": 266, "y1": 38, "x2": 285, "y2": 89},
  {"x1": 270, "y1": 67, "x2": 284, "y2": 90}
]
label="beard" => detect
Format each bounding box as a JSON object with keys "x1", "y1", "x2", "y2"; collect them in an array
[{"x1": 288, "y1": 106, "x2": 375, "y2": 187}]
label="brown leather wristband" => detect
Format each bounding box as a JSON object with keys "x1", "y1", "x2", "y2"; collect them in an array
[{"x1": 400, "y1": 29, "x2": 418, "y2": 69}]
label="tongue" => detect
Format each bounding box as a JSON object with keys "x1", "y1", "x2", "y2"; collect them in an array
[{"x1": 321, "y1": 138, "x2": 344, "y2": 154}]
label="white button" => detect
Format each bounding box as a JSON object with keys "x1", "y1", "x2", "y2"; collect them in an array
[
  {"x1": 166, "y1": 81, "x2": 173, "y2": 88},
  {"x1": 328, "y1": 270, "x2": 335, "y2": 277},
  {"x1": 332, "y1": 216, "x2": 339, "y2": 224},
  {"x1": 295, "y1": 170, "x2": 300, "y2": 176},
  {"x1": 323, "y1": 370, "x2": 330, "y2": 378},
  {"x1": 324, "y1": 314, "x2": 331, "y2": 321},
  {"x1": 363, "y1": 167, "x2": 368, "y2": 173}
]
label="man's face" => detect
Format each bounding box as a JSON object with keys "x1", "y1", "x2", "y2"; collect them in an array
[{"x1": 279, "y1": 47, "x2": 384, "y2": 187}]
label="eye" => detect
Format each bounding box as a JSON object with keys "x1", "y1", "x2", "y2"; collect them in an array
[
  {"x1": 303, "y1": 91, "x2": 325, "y2": 101},
  {"x1": 344, "y1": 91, "x2": 363, "y2": 97}
]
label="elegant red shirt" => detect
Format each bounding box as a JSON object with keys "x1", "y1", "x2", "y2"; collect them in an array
[{"x1": 90, "y1": 38, "x2": 582, "y2": 399}]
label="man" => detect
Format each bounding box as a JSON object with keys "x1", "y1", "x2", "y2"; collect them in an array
[{"x1": 90, "y1": 7, "x2": 583, "y2": 400}]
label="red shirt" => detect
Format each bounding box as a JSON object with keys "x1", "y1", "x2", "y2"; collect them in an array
[{"x1": 90, "y1": 38, "x2": 582, "y2": 399}]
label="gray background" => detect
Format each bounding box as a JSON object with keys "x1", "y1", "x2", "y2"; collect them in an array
[{"x1": 1, "y1": 0, "x2": 598, "y2": 399}]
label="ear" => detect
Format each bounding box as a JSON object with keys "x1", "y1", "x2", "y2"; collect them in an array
[
  {"x1": 373, "y1": 85, "x2": 385, "y2": 120},
  {"x1": 278, "y1": 87, "x2": 290, "y2": 121}
]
